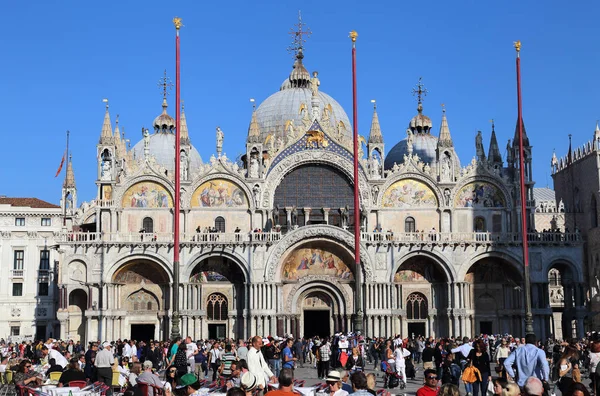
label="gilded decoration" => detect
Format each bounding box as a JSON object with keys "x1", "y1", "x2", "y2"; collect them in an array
[
  {"x1": 121, "y1": 181, "x2": 172, "y2": 208},
  {"x1": 382, "y1": 179, "x2": 437, "y2": 208},
  {"x1": 455, "y1": 182, "x2": 505, "y2": 208},
  {"x1": 191, "y1": 179, "x2": 248, "y2": 208},
  {"x1": 282, "y1": 248, "x2": 353, "y2": 281},
  {"x1": 394, "y1": 270, "x2": 426, "y2": 282}
]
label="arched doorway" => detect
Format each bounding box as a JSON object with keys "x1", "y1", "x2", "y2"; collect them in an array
[
  {"x1": 67, "y1": 289, "x2": 87, "y2": 342},
  {"x1": 465, "y1": 258, "x2": 523, "y2": 336},
  {"x1": 394, "y1": 256, "x2": 449, "y2": 337},
  {"x1": 547, "y1": 262, "x2": 582, "y2": 339},
  {"x1": 189, "y1": 256, "x2": 247, "y2": 339},
  {"x1": 301, "y1": 290, "x2": 335, "y2": 338},
  {"x1": 112, "y1": 260, "x2": 170, "y2": 341}
]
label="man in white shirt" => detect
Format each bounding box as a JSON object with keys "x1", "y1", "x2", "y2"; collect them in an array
[
  {"x1": 185, "y1": 337, "x2": 198, "y2": 373},
  {"x1": 129, "y1": 340, "x2": 138, "y2": 361},
  {"x1": 41, "y1": 346, "x2": 68, "y2": 368},
  {"x1": 247, "y1": 336, "x2": 277, "y2": 396},
  {"x1": 123, "y1": 339, "x2": 132, "y2": 359}
]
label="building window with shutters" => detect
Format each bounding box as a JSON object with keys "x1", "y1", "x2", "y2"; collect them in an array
[
  {"x1": 40, "y1": 250, "x2": 50, "y2": 270},
  {"x1": 41, "y1": 218, "x2": 51, "y2": 226},
  {"x1": 15, "y1": 218, "x2": 25, "y2": 226},
  {"x1": 12, "y1": 283, "x2": 23, "y2": 297},
  {"x1": 14, "y1": 251, "x2": 24, "y2": 270}
]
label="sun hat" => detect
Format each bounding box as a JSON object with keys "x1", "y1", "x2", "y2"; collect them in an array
[
  {"x1": 241, "y1": 372, "x2": 259, "y2": 391},
  {"x1": 176, "y1": 373, "x2": 201, "y2": 390},
  {"x1": 102, "y1": 342, "x2": 111, "y2": 348},
  {"x1": 326, "y1": 371, "x2": 342, "y2": 382}
]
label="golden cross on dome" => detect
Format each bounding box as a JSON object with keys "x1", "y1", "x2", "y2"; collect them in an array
[
  {"x1": 287, "y1": 10, "x2": 312, "y2": 58},
  {"x1": 412, "y1": 77, "x2": 428, "y2": 104},
  {"x1": 158, "y1": 70, "x2": 173, "y2": 99}
]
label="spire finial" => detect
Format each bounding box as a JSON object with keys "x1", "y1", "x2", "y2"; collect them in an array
[
  {"x1": 102, "y1": 98, "x2": 109, "y2": 111},
  {"x1": 490, "y1": 118, "x2": 495, "y2": 132},
  {"x1": 116, "y1": 114, "x2": 119, "y2": 125},
  {"x1": 412, "y1": 77, "x2": 428, "y2": 112},
  {"x1": 441, "y1": 103, "x2": 446, "y2": 113},
  {"x1": 371, "y1": 99, "x2": 376, "y2": 110},
  {"x1": 181, "y1": 99, "x2": 185, "y2": 112},
  {"x1": 250, "y1": 98, "x2": 256, "y2": 111},
  {"x1": 287, "y1": 10, "x2": 311, "y2": 60}
]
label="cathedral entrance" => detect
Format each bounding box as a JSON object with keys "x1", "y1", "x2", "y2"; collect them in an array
[
  {"x1": 208, "y1": 324, "x2": 227, "y2": 339},
  {"x1": 131, "y1": 324, "x2": 155, "y2": 341},
  {"x1": 303, "y1": 310, "x2": 330, "y2": 338},
  {"x1": 407, "y1": 323, "x2": 425, "y2": 338}
]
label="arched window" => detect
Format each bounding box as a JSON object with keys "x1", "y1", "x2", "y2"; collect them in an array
[
  {"x1": 207, "y1": 293, "x2": 228, "y2": 320},
  {"x1": 215, "y1": 217, "x2": 225, "y2": 232},
  {"x1": 404, "y1": 217, "x2": 416, "y2": 233},
  {"x1": 549, "y1": 268, "x2": 562, "y2": 286},
  {"x1": 142, "y1": 217, "x2": 154, "y2": 233},
  {"x1": 474, "y1": 217, "x2": 486, "y2": 232},
  {"x1": 406, "y1": 292, "x2": 428, "y2": 320}
]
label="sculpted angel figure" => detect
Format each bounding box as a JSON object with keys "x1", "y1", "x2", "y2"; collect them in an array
[
  {"x1": 311, "y1": 71, "x2": 320, "y2": 97},
  {"x1": 216, "y1": 127, "x2": 224, "y2": 155},
  {"x1": 406, "y1": 129, "x2": 414, "y2": 155}
]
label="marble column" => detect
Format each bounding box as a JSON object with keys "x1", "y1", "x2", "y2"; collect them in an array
[
  {"x1": 323, "y1": 208, "x2": 330, "y2": 225},
  {"x1": 303, "y1": 208, "x2": 311, "y2": 225}
]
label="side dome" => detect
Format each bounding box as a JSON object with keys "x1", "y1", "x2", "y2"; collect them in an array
[
  {"x1": 132, "y1": 133, "x2": 203, "y2": 172},
  {"x1": 385, "y1": 133, "x2": 440, "y2": 168}
]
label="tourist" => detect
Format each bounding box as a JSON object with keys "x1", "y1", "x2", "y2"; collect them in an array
[
  {"x1": 226, "y1": 361, "x2": 242, "y2": 389},
  {"x1": 208, "y1": 342, "x2": 221, "y2": 381},
  {"x1": 318, "y1": 338, "x2": 331, "y2": 380},
  {"x1": 422, "y1": 341, "x2": 435, "y2": 370},
  {"x1": 281, "y1": 339, "x2": 296, "y2": 370},
  {"x1": 173, "y1": 342, "x2": 189, "y2": 378},
  {"x1": 184, "y1": 337, "x2": 198, "y2": 374},
  {"x1": 163, "y1": 365, "x2": 178, "y2": 396},
  {"x1": 494, "y1": 339, "x2": 511, "y2": 379},
  {"x1": 325, "y1": 371, "x2": 348, "y2": 396},
  {"x1": 13, "y1": 360, "x2": 43, "y2": 389},
  {"x1": 137, "y1": 361, "x2": 163, "y2": 396},
  {"x1": 365, "y1": 373, "x2": 377, "y2": 396},
  {"x1": 394, "y1": 341, "x2": 411, "y2": 384},
  {"x1": 176, "y1": 372, "x2": 202, "y2": 396},
  {"x1": 563, "y1": 382, "x2": 591, "y2": 396},
  {"x1": 84, "y1": 343, "x2": 98, "y2": 380},
  {"x1": 416, "y1": 369, "x2": 439, "y2": 396},
  {"x1": 128, "y1": 362, "x2": 141, "y2": 386},
  {"x1": 503, "y1": 334, "x2": 549, "y2": 387},
  {"x1": 264, "y1": 337, "x2": 281, "y2": 378},
  {"x1": 96, "y1": 342, "x2": 115, "y2": 389},
  {"x1": 237, "y1": 340, "x2": 248, "y2": 361},
  {"x1": 265, "y1": 368, "x2": 294, "y2": 396},
  {"x1": 346, "y1": 347, "x2": 364, "y2": 373},
  {"x1": 194, "y1": 343, "x2": 207, "y2": 380},
  {"x1": 146, "y1": 342, "x2": 161, "y2": 371},
  {"x1": 58, "y1": 358, "x2": 86, "y2": 387},
  {"x1": 247, "y1": 336, "x2": 277, "y2": 396},
  {"x1": 221, "y1": 344, "x2": 236, "y2": 377},
  {"x1": 349, "y1": 371, "x2": 371, "y2": 396},
  {"x1": 339, "y1": 370, "x2": 352, "y2": 394},
  {"x1": 46, "y1": 358, "x2": 64, "y2": 376},
  {"x1": 466, "y1": 340, "x2": 491, "y2": 396},
  {"x1": 438, "y1": 383, "x2": 460, "y2": 396},
  {"x1": 522, "y1": 377, "x2": 544, "y2": 396}
]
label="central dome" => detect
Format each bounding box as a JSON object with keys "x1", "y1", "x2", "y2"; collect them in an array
[
  {"x1": 132, "y1": 133, "x2": 202, "y2": 172},
  {"x1": 385, "y1": 133, "x2": 440, "y2": 169},
  {"x1": 253, "y1": 49, "x2": 352, "y2": 142}
]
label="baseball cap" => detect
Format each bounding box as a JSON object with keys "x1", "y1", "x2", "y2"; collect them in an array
[{"x1": 176, "y1": 373, "x2": 201, "y2": 390}]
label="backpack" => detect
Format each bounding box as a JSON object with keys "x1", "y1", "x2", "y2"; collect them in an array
[{"x1": 388, "y1": 375, "x2": 399, "y2": 389}]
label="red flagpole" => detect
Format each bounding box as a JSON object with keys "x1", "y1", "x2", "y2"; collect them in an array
[
  {"x1": 350, "y1": 30, "x2": 363, "y2": 332},
  {"x1": 515, "y1": 41, "x2": 534, "y2": 335},
  {"x1": 171, "y1": 17, "x2": 182, "y2": 339}
]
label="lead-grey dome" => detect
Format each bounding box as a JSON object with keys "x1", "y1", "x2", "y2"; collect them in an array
[
  {"x1": 385, "y1": 133, "x2": 439, "y2": 169},
  {"x1": 132, "y1": 132, "x2": 202, "y2": 172}
]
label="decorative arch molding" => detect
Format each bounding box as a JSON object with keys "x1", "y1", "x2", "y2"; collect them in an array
[
  {"x1": 286, "y1": 279, "x2": 351, "y2": 314},
  {"x1": 186, "y1": 172, "x2": 255, "y2": 210},
  {"x1": 457, "y1": 251, "x2": 523, "y2": 282},
  {"x1": 377, "y1": 172, "x2": 443, "y2": 208},
  {"x1": 391, "y1": 250, "x2": 455, "y2": 283},
  {"x1": 262, "y1": 151, "x2": 372, "y2": 209},
  {"x1": 545, "y1": 257, "x2": 583, "y2": 283},
  {"x1": 451, "y1": 176, "x2": 513, "y2": 209},
  {"x1": 183, "y1": 249, "x2": 250, "y2": 283},
  {"x1": 114, "y1": 175, "x2": 174, "y2": 209},
  {"x1": 103, "y1": 251, "x2": 173, "y2": 284},
  {"x1": 264, "y1": 225, "x2": 374, "y2": 282},
  {"x1": 66, "y1": 257, "x2": 89, "y2": 284}
]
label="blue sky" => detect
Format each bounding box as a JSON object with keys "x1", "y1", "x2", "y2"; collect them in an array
[{"x1": 2, "y1": 0, "x2": 599, "y2": 204}]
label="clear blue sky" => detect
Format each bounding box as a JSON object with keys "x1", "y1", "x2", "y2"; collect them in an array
[{"x1": 2, "y1": 0, "x2": 599, "y2": 204}]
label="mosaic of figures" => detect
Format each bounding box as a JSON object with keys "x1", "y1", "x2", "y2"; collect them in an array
[
  {"x1": 382, "y1": 179, "x2": 437, "y2": 208},
  {"x1": 455, "y1": 182, "x2": 505, "y2": 208},
  {"x1": 282, "y1": 248, "x2": 353, "y2": 281},
  {"x1": 191, "y1": 179, "x2": 248, "y2": 208},
  {"x1": 190, "y1": 271, "x2": 229, "y2": 283},
  {"x1": 394, "y1": 269, "x2": 426, "y2": 283},
  {"x1": 122, "y1": 182, "x2": 172, "y2": 208},
  {"x1": 394, "y1": 260, "x2": 445, "y2": 283},
  {"x1": 113, "y1": 263, "x2": 168, "y2": 284}
]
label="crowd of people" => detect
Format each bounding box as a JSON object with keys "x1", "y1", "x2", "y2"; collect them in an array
[{"x1": 0, "y1": 331, "x2": 598, "y2": 396}]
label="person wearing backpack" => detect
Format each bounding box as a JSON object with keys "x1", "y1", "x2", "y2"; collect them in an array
[{"x1": 587, "y1": 337, "x2": 600, "y2": 396}]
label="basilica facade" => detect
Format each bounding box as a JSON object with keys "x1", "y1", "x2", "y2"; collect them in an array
[{"x1": 54, "y1": 43, "x2": 586, "y2": 344}]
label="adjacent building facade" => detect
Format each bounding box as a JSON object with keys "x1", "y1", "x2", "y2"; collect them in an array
[{"x1": 0, "y1": 197, "x2": 63, "y2": 340}]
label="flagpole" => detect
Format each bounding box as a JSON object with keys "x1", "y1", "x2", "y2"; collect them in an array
[
  {"x1": 171, "y1": 17, "x2": 182, "y2": 339},
  {"x1": 63, "y1": 130, "x2": 70, "y2": 227},
  {"x1": 515, "y1": 41, "x2": 534, "y2": 336},
  {"x1": 350, "y1": 30, "x2": 363, "y2": 333}
]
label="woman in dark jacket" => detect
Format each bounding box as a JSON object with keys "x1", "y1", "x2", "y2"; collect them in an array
[
  {"x1": 173, "y1": 342, "x2": 188, "y2": 377},
  {"x1": 345, "y1": 347, "x2": 364, "y2": 372},
  {"x1": 467, "y1": 340, "x2": 491, "y2": 396}
]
